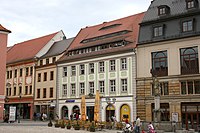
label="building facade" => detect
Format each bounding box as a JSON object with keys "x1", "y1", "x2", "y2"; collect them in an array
[
  {"x1": 5, "y1": 31, "x2": 64, "y2": 120},
  {"x1": 0, "y1": 24, "x2": 11, "y2": 121},
  {"x1": 137, "y1": 0, "x2": 200, "y2": 130},
  {"x1": 34, "y1": 38, "x2": 73, "y2": 119},
  {"x1": 57, "y1": 13, "x2": 144, "y2": 122}
]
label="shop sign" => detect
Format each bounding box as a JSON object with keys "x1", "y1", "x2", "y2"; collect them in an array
[
  {"x1": 65, "y1": 100, "x2": 75, "y2": 103},
  {"x1": 9, "y1": 106, "x2": 16, "y2": 122}
]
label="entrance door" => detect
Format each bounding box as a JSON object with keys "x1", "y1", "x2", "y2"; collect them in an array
[
  {"x1": 187, "y1": 113, "x2": 198, "y2": 130},
  {"x1": 106, "y1": 105, "x2": 115, "y2": 122},
  {"x1": 86, "y1": 106, "x2": 94, "y2": 121}
]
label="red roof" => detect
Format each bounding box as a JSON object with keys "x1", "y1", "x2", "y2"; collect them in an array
[
  {"x1": 0, "y1": 24, "x2": 11, "y2": 33},
  {"x1": 68, "y1": 12, "x2": 145, "y2": 51},
  {"x1": 7, "y1": 32, "x2": 58, "y2": 64},
  {"x1": 58, "y1": 12, "x2": 145, "y2": 62}
]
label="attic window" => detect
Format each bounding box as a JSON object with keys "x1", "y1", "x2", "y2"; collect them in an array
[
  {"x1": 186, "y1": 0, "x2": 198, "y2": 9},
  {"x1": 99, "y1": 24, "x2": 121, "y2": 30},
  {"x1": 158, "y1": 5, "x2": 170, "y2": 16}
]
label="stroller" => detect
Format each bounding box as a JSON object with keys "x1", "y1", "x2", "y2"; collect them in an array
[{"x1": 122, "y1": 122, "x2": 134, "y2": 133}]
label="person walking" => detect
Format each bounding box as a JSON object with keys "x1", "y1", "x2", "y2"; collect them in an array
[{"x1": 135, "y1": 116, "x2": 141, "y2": 133}]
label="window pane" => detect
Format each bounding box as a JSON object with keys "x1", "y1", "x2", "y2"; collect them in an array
[
  {"x1": 181, "y1": 82, "x2": 186, "y2": 95},
  {"x1": 188, "y1": 81, "x2": 193, "y2": 94},
  {"x1": 195, "y1": 81, "x2": 200, "y2": 94}
]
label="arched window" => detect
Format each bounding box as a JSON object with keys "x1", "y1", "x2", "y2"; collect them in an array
[
  {"x1": 61, "y1": 106, "x2": 68, "y2": 119},
  {"x1": 151, "y1": 50, "x2": 168, "y2": 76},
  {"x1": 180, "y1": 46, "x2": 199, "y2": 74}
]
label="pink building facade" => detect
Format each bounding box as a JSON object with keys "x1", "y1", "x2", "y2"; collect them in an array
[{"x1": 0, "y1": 24, "x2": 11, "y2": 121}]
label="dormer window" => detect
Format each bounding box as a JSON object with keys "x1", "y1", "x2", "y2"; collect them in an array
[
  {"x1": 186, "y1": 0, "x2": 198, "y2": 9},
  {"x1": 158, "y1": 5, "x2": 170, "y2": 16},
  {"x1": 153, "y1": 26, "x2": 164, "y2": 37}
]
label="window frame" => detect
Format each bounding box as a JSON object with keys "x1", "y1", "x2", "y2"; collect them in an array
[
  {"x1": 99, "y1": 81, "x2": 105, "y2": 93},
  {"x1": 63, "y1": 67, "x2": 67, "y2": 77},
  {"x1": 110, "y1": 60, "x2": 116, "y2": 71},
  {"x1": 80, "y1": 83, "x2": 85, "y2": 95},
  {"x1": 110, "y1": 80, "x2": 116, "y2": 92},
  {"x1": 182, "y1": 20, "x2": 193, "y2": 32},
  {"x1": 99, "y1": 61, "x2": 105, "y2": 73},
  {"x1": 80, "y1": 64, "x2": 85, "y2": 75},
  {"x1": 89, "y1": 82, "x2": 94, "y2": 94},
  {"x1": 89, "y1": 63, "x2": 94, "y2": 74},
  {"x1": 71, "y1": 83, "x2": 76, "y2": 95},
  {"x1": 63, "y1": 84, "x2": 67, "y2": 96},
  {"x1": 50, "y1": 87, "x2": 53, "y2": 98},
  {"x1": 71, "y1": 66, "x2": 76, "y2": 76},
  {"x1": 121, "y1": 79, "x2": 128, "y2": 92},
  {"x1": 121, "y1": 58, "x2": 127, "y2": 70}
]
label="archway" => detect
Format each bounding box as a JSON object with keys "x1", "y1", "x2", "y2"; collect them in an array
[
  {"x1": 72, "y1": 105, "x2": 80, "y2": 120},
  {"x1": 120, "y1": 104, "x2": 130, "y2": 122},
  {"x1": 106, "y1": 104, "x2": 115, "y2": 122},
  {"x1": 61, "y1": 106, "x2": 68, "y2": 119}
]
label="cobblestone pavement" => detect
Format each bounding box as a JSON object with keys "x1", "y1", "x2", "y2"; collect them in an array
[{"x1": 0, "y1": 121, "x2": 120, "y2": 133}]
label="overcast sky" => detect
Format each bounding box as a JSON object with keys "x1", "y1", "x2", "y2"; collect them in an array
[{"x1": 0, "y1": 0, "x2": 151, "y2": 46}]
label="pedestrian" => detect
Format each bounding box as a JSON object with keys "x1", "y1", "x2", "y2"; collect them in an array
[
  {"x1": 135, "y1": 116, "x2": 141, "y2": 133},
  {"x1": 148, "y1": 122, "x2": 155, "y2": 133}
]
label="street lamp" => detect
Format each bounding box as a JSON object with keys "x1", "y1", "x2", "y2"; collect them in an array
[
  {"x1": 106, "y1": 97, "x2": 116, "y2": 122},
  {"x1": 18, "y1": 93, "x2": 22, "y2": 123}
]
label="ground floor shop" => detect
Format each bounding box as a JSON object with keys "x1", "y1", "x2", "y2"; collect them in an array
[
  {"x1": 58, "y1": 96, "x2": 135, "y2": 122},
  {"x1": 34, "y1": 100, "x2": 56, "y2": 120}
]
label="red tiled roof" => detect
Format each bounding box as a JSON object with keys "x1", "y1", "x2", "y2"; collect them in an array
[
  {"x1": 58, "y1": 12, "x2": 145, "y2": 62},
  {"x1": 0, "y1": 24, "x2": 11, "y2": 33},
  {"x1": 67, "y1": 12, "x2": 145, "y2": 51},
  {"x1": 7, "y1": 32, "x2": 58, "y2": 64}
]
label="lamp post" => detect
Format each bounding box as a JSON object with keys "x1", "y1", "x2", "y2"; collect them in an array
[
  {"x1": 106, "y1": 97, "x2": 116, "y2": 122},
  {"x1": 18, "y1": 93, "x2": 22, "y2": 123},
  {"x1": 150, "y1": 69, "x2": 161, "y2": 129}
]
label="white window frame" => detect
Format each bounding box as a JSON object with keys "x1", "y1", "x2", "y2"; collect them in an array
[
  {"x1": 99, "y1": 81, "x2": 105, "y2": 93},
  {"x1": 63, "y1": 67, "x2": 67, "y2": 77},
  {"x1": 121, "y1": 58, "x2": 127, "y2": 70},
  {"x1": 80, "y1": 83, "x2": 85, "y2": 95},
  {"x1": 121, "y1": 79, "x2": 127, "y2": 92},
  {"x1": 89, "y1": 63, "x2": 94, "y2": 74},
  {"x1": 80, "y1": 64, "x2": 85, "y2": 75},
  {"x1": 110, "y1": 80, "x2": 116, "y2": 92},
  {"x1": 63, "y1": 84, "x2": 67, "y2": 96},
  {"x1": 71, "y1": 66, "x2": 76, "y2": 76},
  {"x1": 89, "y1": 82, "x2": 94, "y2": 94},
  {"x1": 110, "y1": 60, "x2": 116, "y2": 71},
  {"x1": 71, "y1": 83, "x2": 76, "y2": 95},
  {"x1": 99, "y1": 61, "x2": 104, "y2": 72}
]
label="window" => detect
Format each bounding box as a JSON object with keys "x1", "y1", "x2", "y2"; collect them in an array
[
  {"x1": 25, "y1": 86, "x2": 28, "y2": 95},
  {"x1": 9, "y1": 88, "x2": 11, "y2": 96},
  {"x1": 19, "y1": 86, "x2": 22, "y2": 95},
  {"x1": 63, "y1": 84, "x2": 67, "y2": 96},
  {"x1": 153, "y1": 26, "x2": 163, "y2": 37},
  {"x1": 52, "y1": 57, "x2": 56, "y2": 63},
  {"x1": 187, "y1": 1, "x2": 195, "y2": 9},
  {"x1": 110, "y1": 60, "x2": 116, "y2": 71},
  {"x1": 80, "y1": 83, "x2": 85, "y2": 95},
  {"x1": 80, "y1": 64, "x2": 85, "y2": 75},
  {"x1": 63, "y1": 67, "x2": 67, "y2": 77},
  {"x1": 10, "y1": 70, "x2": 12, "y2": 78},
  {"x1": 44, "y1": 72, "x2": 47, "y2": 81},
  {"x1": 99, "y1": 81, "x2": 105, "y2": 93},
  {"x1": 181, "y1": 80, "x2": 200, "y2": 95},
  {"x1": 43, "y1": 88, "x2": 46, "y2": 98},
  {"x1": 121, "y1": 79, "x2": 127, "y2": 92},
  {"x1": 7, "y1": 71, "x2": 9, "y2": 79},
  {"x1": 38, "y1": 73, "x2": 41, "y2": 82},
  {"x1": 180, "y1": 47, "x2": 199, "y2": 74},
  {"x1": 26, "y1": 68, "x2": 29, "y2": 76},
  {"x1": 46, "y1": 58, "x2": 49, "y2": 65},
  {"x1": 152, "y1": 82, "x2": 169, "y2": 96},
  {"x1": 89, "y1": 63, "x2": 94, "y2": 74},
  {"x1": 20, "y1": 69, "x2": 23, "y2": 77},
  {"x1": 152, "y1": 103, "x2": 170, "y2": 121},
  {"x1": 50, "y1": 71, "x2": 54, "y2": 80},
  {"x1": 99, "y1": 62, "x2": 104, "y2": 72},
  {"x1": 151, "y1": 50, "x2": 168, "y2": 76},
  {"x1": 30, "y1": 67, "x2": 33, "y2": 75},
  {"x1": 40, "y1": 60, "x2": 43, "y2": 66},
  {"x1": 50, "y1": 87, "x2": 53, "y2": 98},
  {"x1": 182, "y1": 20, "x2": 193, "y2": 32},
  {"x1": 159, "y1": 7, "x2": 166, "y2": 15},
  {"x1": 14, "y1": 70, "x2": 17, "y2": 78},
  {"x1": 89, "y1": 82, "x2": 94, "y2": 94},
  {"x1": 158, "y1": 5, "x2": 170, "y2": 16},
  {"x1": 121, "y1": 58, "x2": 127, "y2": 70},
  {"x1": 71, "y1": 66, "x2": 76, "y2": 76},
  {"x1": 110, "y1": 80, "x2": 116, "y2": 92},
  {"x1": 29, "y1": 86, "x2": 32, "y2": 94},
  {"x1": 37, "y1": 89, "x2": 40, "y2": 98},
  {"x1": 13, "y1": 87, "x2": 16, "y2": 96},
  {"x1": 71, "y1": 84, "x2": 76, "y2": 95}
]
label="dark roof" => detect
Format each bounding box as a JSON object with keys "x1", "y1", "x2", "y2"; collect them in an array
[
  {"x1": 58, "y1": 12, "x2": 145, "y2": 63},
  {"x1": 142, "y1": 0, "x2": 200, "y2": 22},
  {"x1": 41, "y1": 37, "x2": 74, "y2": 58},
  {"x1": 0, "y1": 24, "x2": 11, "y2": 33}
]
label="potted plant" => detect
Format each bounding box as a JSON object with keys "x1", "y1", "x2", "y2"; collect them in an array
[
  {"x1": 54, "y1": 120, "x2": 60, "y2": 128},
  {"x1": 74, "y1": 121, "x2": 80, "y2": 130},
  {"x1": 60, "y1": 120, "x2": 65, "y2": 129},
  {"x1": 66, "y1": 121, "x2": 71, "y2": 129},
  {"x1": 90, "y1": 122, "x2": 96, "y2": 132},
  {"x1": 48, "y1": 119, "x2": 53, "y2": 127}
]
